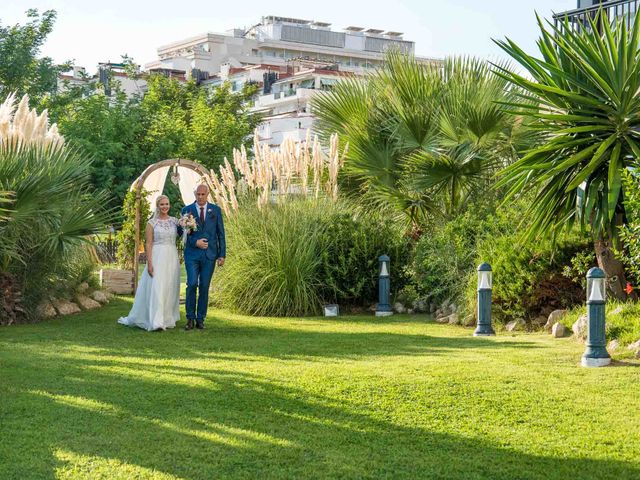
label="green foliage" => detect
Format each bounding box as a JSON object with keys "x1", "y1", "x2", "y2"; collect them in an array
[
  {"x1": 216, "y1": 200, "x2": 327, "y2": 316},
  {"x1": 3, "y1": 304, "x2": 640, "y2": 479},
  {"x1": 46, "y1": 73, "x2": 261, "y2": 214},
  {"x1": 217, "y1": 199, "x2": 410, "y2": 316},
  {"x1": 563, "y1": 301, "x2": 640, "y2": 348},
  {"x1": 116, "y1": 190, "x2": 151, "y2": 269},
  {"x1": 318, "y1": 207, "x2": 411, "y2": 307},
  {"x1": 616, "y1": 170, "x2": 640, "y2": 286},
  {"x1": 494, "y1": 10, "x2": 640, "y2": 242},
  {"x1": 312, "y1": 52, "x2": 531, "y2": 225},
  {"x1": 0, "y1": 9, "x2": 70, "y2": 103},
  {"x1": 0, "y1": 142, "x2": 112, "y2": 320},
  {"x1": 562, "y1": 250, "x2": 597, "y2": 289},
  {"x1": 465, "y1": 230, "x2": 591, "y2": 323},
  {"x1": 50, "y1": 86, "x2": 148, "y2": 213},
  {"x1": 140, "y1": 76, "x2": 261, "y2": 170},
  {"x1": 411, "y1": 210, "x2": 490, "y2": 307}
]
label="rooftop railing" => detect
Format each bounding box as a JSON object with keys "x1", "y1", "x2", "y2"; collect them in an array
[{"x1": 553, "y1": 0, "x2": 638, "y2": 31}]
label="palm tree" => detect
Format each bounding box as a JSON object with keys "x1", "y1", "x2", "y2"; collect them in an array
[
  {"x1": 494, "y1": 10, "x2": 640, "y2": 299},
  {"x1": 0, "y1": 94, "x2": 112, "y2": 322},
  {"x1": 312, "y1": 52, "x2": 529, "y2": 226}
]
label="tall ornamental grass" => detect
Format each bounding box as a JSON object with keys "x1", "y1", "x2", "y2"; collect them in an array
[
  {"x1": 216, "y1": 198, "x2": 410, "y2": 317},
  {"x1": 216, "y1": 200, "x2": 328, "y2": 316}
]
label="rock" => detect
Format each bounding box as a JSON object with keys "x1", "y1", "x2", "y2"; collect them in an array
[
  {"x1": 37, "y1": 302, "x2": 57, "y2": 319},
  {"x1": 627, "y1": 340, "x2": 640, "y2": 351},
  {"x1": 413, "y1": 299, "x2": 428, "y2": 313},
  {"x1": 551, "y1": 322, "x2": 566, "y2": 338},
  {"x1": 532, "y1": 315, "x2": 547, "y2": 328},
  {"x1": 608, "y1": 339, "x2": 620, "y2": 351},
  {"x1": 76, "y1": 295, "x2": 101, "y2": 310},
  {"x1": 429, "y1": 303, "x2": 437, "y2": 314},
  {"x1": 505, "y1": 319, "x2": 526, "y2": 332},
  {"x1": 572, "y1": 314, "x2": 588, "y2": 340},
  {"x1": 53, "y1": 300, "x2": 81, "y2": 316},
  {"x1": 463, "y1": 314, "x2": 475, "y2": 327},
  {"x1": 435, "y1": 309, "x2": 442, "y2": 318},
  {"x1": 450, "y1": 303, "x2": 457, "y2": 313},
  {"x1": 436, "y1": 315, "x2": 449, "y2": 324},
  {"x1": 545, "y1": 309, "x2": 567, "y2": 332},
  {"x1": 77, "y1": 282, "x2": 89, "y2": 292},
  {"x1": 636, "y1": 350, "x2": 640, "y2": 359},
  {"x1": 447, "y1": 313, "x2": 459, "y2": 325},
  {"x1": 394, "y1": 302, "x2": 406, "y2": 314},
  {"x1": 407, "y1": 309, "x2": 415, "y2": 315},
  {"x1": 91, "y1": 290, "x2": 110, "y2": 304}
]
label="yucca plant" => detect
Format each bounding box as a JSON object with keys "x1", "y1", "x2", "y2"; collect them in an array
[
  {"x1": 0, "y1": 93, "x2": 112, "y2": 322},
  {"x1": 494, "y1": 9, "x2": 640, "y2": 299}
]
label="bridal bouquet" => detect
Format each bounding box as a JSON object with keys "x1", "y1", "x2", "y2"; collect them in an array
[{"x1": 178, "y1": 213, "x2": 198, "y2": 245}]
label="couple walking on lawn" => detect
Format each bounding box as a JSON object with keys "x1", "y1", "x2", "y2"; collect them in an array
[{"x1": 118, "y1": 184, "x2": 226, "y2": 331}]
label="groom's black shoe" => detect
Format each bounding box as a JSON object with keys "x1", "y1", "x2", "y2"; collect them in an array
[
  {"x1": 185, "y1": 320, "x2": 195, "y2": 331},
  {"x1": 196, "y1": 321, "x2": 205, "y2": 330}
]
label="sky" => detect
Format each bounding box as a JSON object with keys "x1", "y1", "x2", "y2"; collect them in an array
[{"x1": 3, "y1": 0, "x2": 577, "y2": 71}]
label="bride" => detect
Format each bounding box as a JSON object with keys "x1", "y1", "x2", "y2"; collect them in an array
[{"x1": 118, "y1": 195, "x2": 180, "y2": 331}]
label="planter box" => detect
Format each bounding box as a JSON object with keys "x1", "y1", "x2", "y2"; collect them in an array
[{"x1": 99, "y1": 268, "x2": 134, "y2": 295}]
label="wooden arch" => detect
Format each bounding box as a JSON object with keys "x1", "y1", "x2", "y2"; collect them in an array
[{"x1": 131, "y1": 158, "x2": 212, "y2": 290}]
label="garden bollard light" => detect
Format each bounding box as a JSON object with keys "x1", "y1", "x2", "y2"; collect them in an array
[
  {"x1": 375, "y1": 255, "x2": 393, "y2": 317},
  {"x1": 581, "y1": 267, "x2": 611, "y2": 367},
  {"x1": 474, "y1": 262, "x2": 495, "y2": 336}
]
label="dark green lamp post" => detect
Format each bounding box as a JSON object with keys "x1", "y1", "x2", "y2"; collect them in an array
[
  {"x1": 474, "y1": 263, "x2": 495, "y2": 336},
  {"x1": 375, "y1": 255, "x2": 393, "y2": 317},
  {"x1": 582, "y1": 267, "x2": 611, "y2": 367}
]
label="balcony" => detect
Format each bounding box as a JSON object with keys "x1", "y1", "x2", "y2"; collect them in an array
[{"x1": 553, "y1": 0, "x2": 638, "y2": 31}]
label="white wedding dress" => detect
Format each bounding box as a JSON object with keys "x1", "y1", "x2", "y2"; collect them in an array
[{"x1": 118, "y1": 217, "x2": 180, "y2": 331}]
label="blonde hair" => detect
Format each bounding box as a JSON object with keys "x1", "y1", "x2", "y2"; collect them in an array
[{"x1": 155, "y1": 195, "x2": 170, "y2": 209}]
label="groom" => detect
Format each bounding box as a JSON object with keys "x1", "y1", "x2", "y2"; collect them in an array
[{"x1": 182, "y1": 184, "x2": 226, "y2": 330}]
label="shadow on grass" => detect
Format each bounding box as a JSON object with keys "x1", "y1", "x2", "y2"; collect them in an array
[
  {"x1": 1, "y1": 301, "x2": 638, "y2": 478},
  {"x1": 1, "y1": 299, "x2": 542, "y2": 363},
  {"x1": 0, "y1": 349, "x2": 637, "y2": 480}
]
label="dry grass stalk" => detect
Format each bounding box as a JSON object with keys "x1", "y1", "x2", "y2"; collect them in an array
[
  {"x1": 0, "y1": 93, "x2": 64, "y2": 151},
  {"x1": 209, "y1": 129, "x2": 347, "y2": 215}
]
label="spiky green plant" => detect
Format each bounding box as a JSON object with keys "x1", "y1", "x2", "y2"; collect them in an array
[
  {"x1": 0, "y1": 94, "x2": 112, "y2": 321},
  {"x1": 312, "y1": 52, "x2": 530, "y2": 225},
  {"x1": 493, "y1": 9, "x2": 640, "y2": 298}
]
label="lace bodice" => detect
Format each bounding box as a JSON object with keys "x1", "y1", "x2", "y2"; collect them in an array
[{"x1": 148, "y1": 217, "x2": 178, "y2": 245}]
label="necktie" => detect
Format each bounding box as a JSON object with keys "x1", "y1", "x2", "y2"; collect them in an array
[{"x1": 199, "y1": 206, "x2": 205, "y2": 224}]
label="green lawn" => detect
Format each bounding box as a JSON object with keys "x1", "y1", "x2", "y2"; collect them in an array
[{"x1": 1, "y1": 299, "x2": 640, "y2": 479}]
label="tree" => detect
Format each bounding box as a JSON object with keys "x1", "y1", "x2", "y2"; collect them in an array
[
  {"x1": 494, "y1": 10, "x2": 640, "y2": 299},
  {"x1": 140, "y1": 76, "x2": 260, "y2": 170},
  {"x1": 49, "y1": 83, "x2": 148, "y2": 214},
  {"x1": 312, "y1": 52, "x2": 530, "y2": 226},
  {"x1": 0, "y1": 9, "x2": 70, "y2": 103}
]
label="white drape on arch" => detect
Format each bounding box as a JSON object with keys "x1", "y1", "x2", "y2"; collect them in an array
[
  {"x1": 177, "y1": 166, "x2": 206, "y2": 206},
  {"x1": 142, "y1": 166, "x2": 170, "y2": 213},
  {"x1": 138, "y1": 165, "x2": 211, "y2": 212}
]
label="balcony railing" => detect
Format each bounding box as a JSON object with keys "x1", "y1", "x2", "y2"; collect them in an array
[{"x1": 554, "y1": 0, "x2": 638, "y2": 32}]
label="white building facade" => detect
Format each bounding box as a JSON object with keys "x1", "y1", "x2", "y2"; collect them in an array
[{"x1": 144, "y1": 16, "x2": 439, "y2": 147}]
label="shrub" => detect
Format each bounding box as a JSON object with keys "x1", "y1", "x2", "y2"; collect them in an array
[
  {"x1": 410, "y1": 210, "x2": 489, "y2": 308},
  {"x1": 616, "y1": 170, "x2": 640, "y2": 288},
  {"x1": 215, "y1": 200, "x2": 326, "y2": 316},
  {"x1": 463, "y1": 231, "x2": 591, "y2": 323},
  {"x1": 216, "y1": 199, "x2": 410, "y2": 316},
  {"x1": 0, "y1": 94, "x2": 111, "y2": 323},
  {"x1": 116, "y1": 189, "x2": 151, "y2": 269},
  {"x1": 318, "y1": 208, "x2": 411, "y2": 308}
]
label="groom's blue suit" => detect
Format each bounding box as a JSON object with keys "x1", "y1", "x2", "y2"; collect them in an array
[{"x1": 182, "y1": 202, "x2": 226, "y2": 324}]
